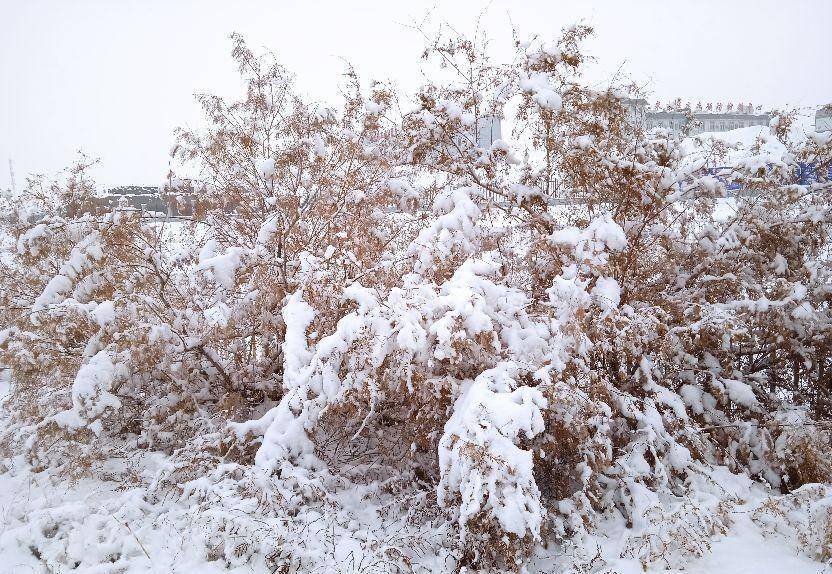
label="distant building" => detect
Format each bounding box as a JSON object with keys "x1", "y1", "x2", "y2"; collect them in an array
[
  {"x1": 624, "y1": 98, "x2": 648, "y2": 127},
  {"x1": 816, "y1": 105, "x2": 832, "y2": 132},
  {"x1": 442, "y1": 114, "x2": 503, "y2": 159},
  {"x1": 475, "y1": 115, "x2": 502, "y2": 149},
  {"x1": 103, "y1": 186, "x2": 164, "y2": 212},
  {"x1": 624, "y1": 98, "x2": 771, "y2": 135},
  {"x1": 102, "y1": 185, "x2": 194, "y2": 217}
]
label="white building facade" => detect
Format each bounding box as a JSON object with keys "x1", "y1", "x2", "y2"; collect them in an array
[
  {"x1": 475, "y1": 115, "x2": 503, "y2": 148},
  {"x1": 625, "y1": 98, "x2": 771, "y2": 134}
]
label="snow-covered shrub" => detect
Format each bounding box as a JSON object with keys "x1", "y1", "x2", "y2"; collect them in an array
[
  {"x1": 770, "y1": 407, "x2": 832, "y2": 489},
  {"x1": 1, "y1": 23, "x2": 831, "y2": 574},
  {"x1": 437, "y1": 365, "x2": 547, "y2": 569}
]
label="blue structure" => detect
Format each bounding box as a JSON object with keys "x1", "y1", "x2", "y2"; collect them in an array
[
  {"x1": 795, "y1": 162, "x2": 832, "y2": 185},
  {"x1": 702, "y1": 162, "x2": 831, "y2": 194},
  {"x1": 704, "y1": 168, "x2": 743, "y2": 192}
]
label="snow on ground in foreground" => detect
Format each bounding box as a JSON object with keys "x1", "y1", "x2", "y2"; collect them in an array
[
  {"x1": 693, "y1": 516, "x2": 825, "y2": 574},
  {"x1": 529, "y1": 496, "x2": 830, "y2": 574},
  {"x1": 0, "y1": 461, "x2": 829, "y2": 574}
]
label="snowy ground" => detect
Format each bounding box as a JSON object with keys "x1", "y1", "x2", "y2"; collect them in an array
[{"x1": 1, "y1": 464, "x2": 829, "y2": 574}]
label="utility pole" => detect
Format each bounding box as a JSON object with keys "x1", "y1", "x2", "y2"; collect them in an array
[{"x1": 8, "y1": 159, "x2": 16, "y2": 194}]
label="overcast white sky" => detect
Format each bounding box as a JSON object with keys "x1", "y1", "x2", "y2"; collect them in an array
[{"x1": 1, "y1": 0, "x2": 830, "y2": 190}]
